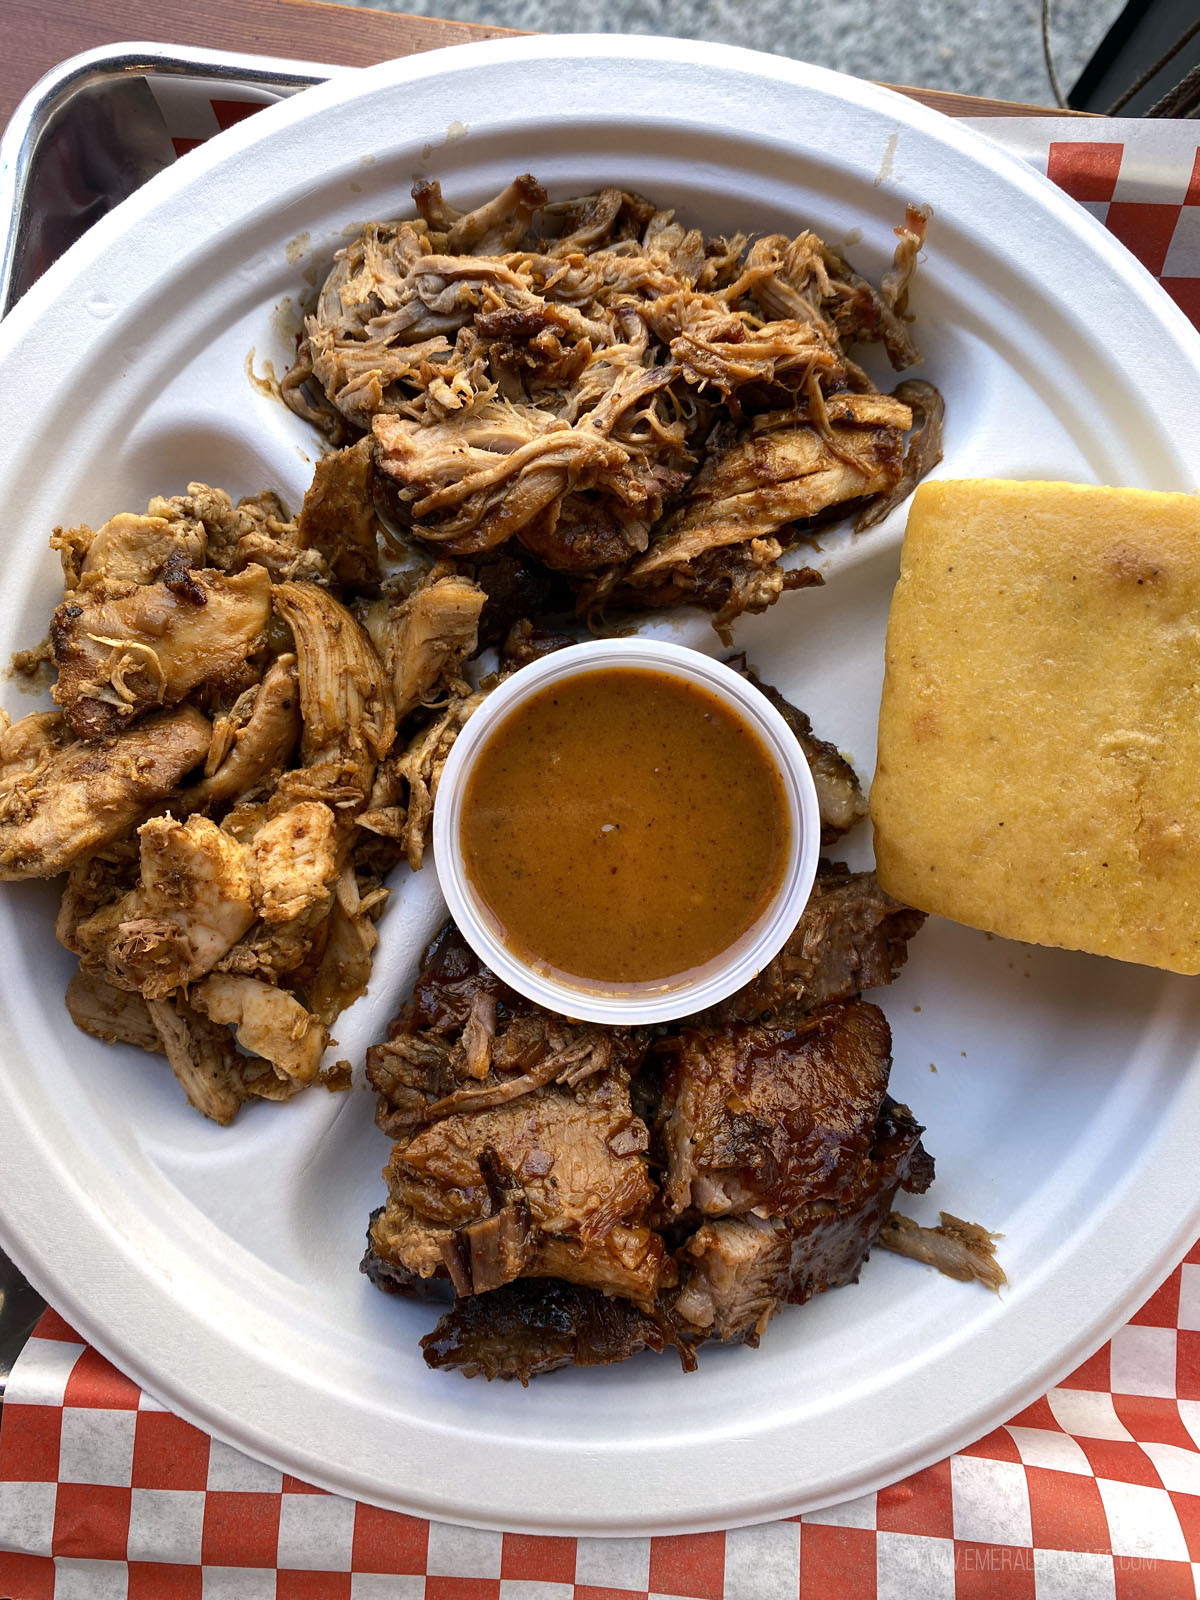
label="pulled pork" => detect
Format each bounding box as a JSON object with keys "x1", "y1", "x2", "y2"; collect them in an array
[{"x1": 284, "y1": 178, "x2": 942, "y2": 637}]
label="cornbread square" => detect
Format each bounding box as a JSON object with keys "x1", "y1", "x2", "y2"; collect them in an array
[{"x1": 870, "y1": 479, "x2": 1200, "y2": 974}]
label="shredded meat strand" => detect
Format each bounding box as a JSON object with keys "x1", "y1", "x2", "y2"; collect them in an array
[{"x1": 285, "y1": 176, "x2": 942, "y2": 634}]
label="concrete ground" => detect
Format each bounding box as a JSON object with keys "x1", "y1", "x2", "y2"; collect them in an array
[{"x1": 339, "y1": 0, "x2": 1124, "y2": 107}]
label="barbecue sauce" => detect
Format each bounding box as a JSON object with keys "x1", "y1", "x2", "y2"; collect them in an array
[{"x1": 459, "y1": 668, "x2": 790, "y2": 985}]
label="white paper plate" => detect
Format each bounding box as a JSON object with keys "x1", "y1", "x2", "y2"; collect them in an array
[{"x1": 3, "y1": 36, "x2": 1200, "y2": 1536}]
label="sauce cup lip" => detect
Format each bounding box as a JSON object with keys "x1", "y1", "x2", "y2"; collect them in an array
[{"x1": 431, "y1": 637, "x2": 822, "y2": 1025}]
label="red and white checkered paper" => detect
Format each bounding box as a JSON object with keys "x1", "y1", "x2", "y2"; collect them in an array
[
  {"x1": 6, "y1": 107, "x2": 1200, "y2": 1600},
  {"x1": 6, "y1": 1243, "x2": 1200, "y2": 1599},
  {"x1": 964, "y1": 118, "x2": 1200, "y2": 333}
]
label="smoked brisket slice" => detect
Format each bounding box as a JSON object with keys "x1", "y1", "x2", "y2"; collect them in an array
[
  {"x1": 367, "y1": 923, "x2": 648, "y2": 1136},
  {"x1": 366, "y1": 874, "x2": 939, "y2": 1377},
  {"x1": 664, "y1": 1009, "x2": 933, "y2": 1346},
  {"x1": 661, "y1": 1002, "x2": 904, "y2": 1219},
  {"x1": 360, "y1": 1207, "x2": 452, "y2": 1301}
]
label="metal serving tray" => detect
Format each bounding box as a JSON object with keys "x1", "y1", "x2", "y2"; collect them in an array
[
  {"x1": 0, "y1": 39, "x2": 334, "y2": 1399},
  {"x1": 0, "y1": 40, "x2": 333, "y2": 317}
]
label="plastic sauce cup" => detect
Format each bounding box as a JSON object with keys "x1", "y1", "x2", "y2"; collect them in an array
[{"x1": 431, "y1": 638, "x2": 821, "y2": 1024}]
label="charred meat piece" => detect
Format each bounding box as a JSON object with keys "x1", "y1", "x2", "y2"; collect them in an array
[
  {"x1": 673, "y1": 1104, "x2": 931, "y2": 1347},
  {"x1": 702, "y1": 861, "x2": 924, "y2": 1026},
  {"x1": 361, "y1": 1207, "x2": 453, "y2": 1300},
  {"x1": 404, "y1": 920, "x2": 513, "y2": 1036},
  {"x1": 779, "y1": 1093, "x2": 933, "y2": 1308},
  {"x1": 660, "y1": 1001, "x2": 919, "y2": 1219},
  {"x1": 372, "y1": 1078, "x2": 666, "y2": 1306},
  {"x1": 439, "y1": 1149, "x2": 534, "y2": 1295},
  {"x1": 386, "y1": 1079, "x2": 654, "y2": 1247},
  {"x1": 666, "y1": 1031, "x2": 933, "y2": 1346},
  {"x1": 368, "y1": 923, "x2": 664, "y2": 1305},
  {"x1": 420, "y1": 1276, "x2": 696, "y2": 1384}
]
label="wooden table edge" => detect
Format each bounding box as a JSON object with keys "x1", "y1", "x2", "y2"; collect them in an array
[{"x1": 0, "y1": 0, "x2": 1092, "y2": 129}]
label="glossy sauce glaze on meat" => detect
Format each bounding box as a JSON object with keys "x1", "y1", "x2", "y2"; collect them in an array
[{"x1": 362, "y1": 839, "x2": 941, "y2": 1381}]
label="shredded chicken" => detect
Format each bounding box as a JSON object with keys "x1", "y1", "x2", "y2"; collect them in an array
[
  {"x1": 252, "y1": 802, "x2": 339, "y2": 924},
  {"x1": 383, "y1": 570, "x2": 485, "y2": 719},
  {"x1": 50, "y1": 564, "x2": 272, "y2": 739},
  {"x1": 147, "y1": 993, "x2": 251, "y2": 1126},
  {"x1": 192, "y1": 973, "x2": 328, "y2": 1086},
  {"x1": 87, "y1": 814, "x2": 257, "y2": 998},
  {"x1": 12, "y1": 465, "x2": 496, "y2": 1120},
  {"x1": 177, "y1": 653, "x2": 301, "y2": 812},
  {"x1": 0, "y1": 706, "x2": 210, "y2": 880},
  {"x1": 65, "y1": 968, "x2": 164, "y2": 1054}
]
